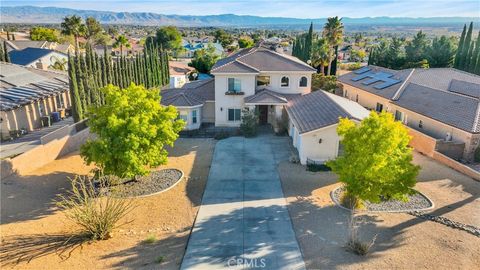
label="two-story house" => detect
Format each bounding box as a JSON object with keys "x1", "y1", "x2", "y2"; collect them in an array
[
  {"x1": 210, "y1": 46, "x2": 316, "y2": 131},
  {"x1": 161, "y1": 45, "x2": 370, "y2": 164}
]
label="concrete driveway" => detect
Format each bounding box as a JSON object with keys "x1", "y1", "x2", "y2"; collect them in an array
[{"x1": 181, "y1": 134, "x2": 306, "y2": 270}]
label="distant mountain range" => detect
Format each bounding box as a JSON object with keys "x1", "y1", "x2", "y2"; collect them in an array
[{"x1": 0, "y1": 6, "x2": 476, "y2": 28}]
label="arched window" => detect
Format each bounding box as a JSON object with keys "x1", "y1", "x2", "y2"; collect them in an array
[
  {"x1": 299, "y1": 76, "x2": 308, "y2": 87},
  {"x1": 281, "y1": 76, "x2": 289, "y2": 87}
]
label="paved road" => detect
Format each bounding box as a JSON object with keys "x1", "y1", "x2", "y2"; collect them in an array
[{"x1": 181, "y1": 134, "x2": 306, "y2": 270}]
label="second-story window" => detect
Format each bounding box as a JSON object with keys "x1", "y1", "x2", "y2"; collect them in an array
[
  {"x1": 257, "y1": 76, "x2": 270, "y2": 87},
  {"x1": 228, "y1": 78, "x2": 241, "y2": 92},
  {"x1": 281, "y1": 76, "x2": 289, "y2": 87},
  {"x1": 299, "y1": 76, "x2": 308, "y2": 87}
]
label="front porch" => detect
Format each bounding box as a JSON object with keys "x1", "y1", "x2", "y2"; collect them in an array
[{"x1": 245, "y1": 89, "x2": 291, "y2": 132}]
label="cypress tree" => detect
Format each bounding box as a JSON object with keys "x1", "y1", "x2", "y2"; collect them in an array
[
  {"x1": 469, "y1": 31, "x2": 480, "y2": 73},
  {"x1": 163, "y1": 51, "x2": 170, "y2": 86},
  {"x1": 459, "y1": 22, "x2": 473, "y2": 70},
  {"x1": 454, "y1": 24, "x2": 467, "y2": 68},
  {"x1": 4, "y1": 41, "x2": 10, "y2": 62},
  {"x1": 67, "y1": 54, "x2": 83, "y2": 122},
  {"x1": 305, "y1": 22, "x2": 313, "y2": 61},
  {"x1": 0, "y1": 41, "x2": 5, "y2": 62},
  {"x1": 465, "y1": 40, "x2": 474, "y2": 72},
  {"x1": 75, "y1": 54, "x2": 87, "y2": 116}
]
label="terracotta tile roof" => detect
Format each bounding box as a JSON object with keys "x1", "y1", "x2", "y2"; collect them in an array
[{"x1": 211, "y1": 46, "x2": 316, "y2": 73}]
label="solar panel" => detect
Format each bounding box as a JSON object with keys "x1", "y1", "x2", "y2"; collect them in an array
[
  {"x1": 351, "y1": 70, "x2": 403, "y2": 90},
  {"x1": 354, "y1": 66, "x2": 371, "y2": 74},
  {"x1": 351, "y1": 72, "x2": 375, "y2": 81},
  {"x1": 374, "y1": 79, "x2": 401, "y2": 89}
]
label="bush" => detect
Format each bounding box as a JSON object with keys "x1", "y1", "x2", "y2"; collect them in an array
[
  {"x1": 312, "y1": 73, "x2": 338, "y2": 93},
  {"x1": 214, "y1": 131, "x2": 230, "y2": 140},
  {"x1": 340, "y1": 62, "x2": 362, "y2": 71},
  {"x1": 340, "y1": 192, "x2": 365, "y2": 210},
  {"x1": 306, "y1": 163, "x2": 332, "y2": 172},
  {"x1": 276, "y1": 109, "x2": 289, "y2": 136},
  {"x1": 345, "y1": 210, "x2": 377, "y2": 256},
  {"x1": 240, "y1": 108, "x2": 258, "y2": 137},
  {"x1": 56, "y1": 175, "x2": 134, "y2": 240},
  {"x1": 475, "y1": 146, "x2": 480, "y2": 162}
]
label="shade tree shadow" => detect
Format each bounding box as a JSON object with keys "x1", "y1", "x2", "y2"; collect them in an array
[
  {"x1": 1, "y1": 171, "x2": 78, "y2": 225},
  {"x1": 0, "y1": 233, "x2": 87, "y2": 267}
]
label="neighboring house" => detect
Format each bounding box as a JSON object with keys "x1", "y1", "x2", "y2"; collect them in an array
[
  {"x1": 3, "y1": 40, "x2": 74, "y2": 54},
  {"x1": 8, "y1": 48, "x2": 68, "y2": 70},
  {"x1": 162, "y1": 45, "x2": 370, "y2": 164},
  {"x1": 0, "y1": 62, "x2": 71, "y2": 140},
  {"x1": 338, "y1": 65, "x2": 480, "y2": 162},
  {"x1": 169, "y1": 61, "x2": 195, "y2": 88}
]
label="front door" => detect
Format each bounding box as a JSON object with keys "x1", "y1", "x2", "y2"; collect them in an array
[{"x1": 258, "y1": 105, "x2": 268, "y2": 125}]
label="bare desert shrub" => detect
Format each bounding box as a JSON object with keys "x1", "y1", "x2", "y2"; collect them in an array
[
  {"x1": 345, "y1": 200, "x2": 377, "y2": 256},
  {"x1": 56, "y1": 175, "x2": 134, "y2": 240}
]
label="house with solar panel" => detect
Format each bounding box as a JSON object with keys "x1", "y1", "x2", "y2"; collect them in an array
[
  {"x1": 338, "y1": 65, "x2": 480, "y2": 162},
  {"x1": 8, "y1": 48, "x2": 68, "y2": 70},
  {"x1": 161, "y1": 45, "x2": 370, "y2": 164},
  {"x1": 0, "y1": 62, "x2": 71, "y2": 140}
]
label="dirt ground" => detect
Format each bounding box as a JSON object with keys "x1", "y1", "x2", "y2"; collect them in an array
[
  {"x1": 1, "y1": 138, "x2": 215, "y2": 270},
  {"x1": 279, "y1": 151, "x2": 480, "y2": 270}
]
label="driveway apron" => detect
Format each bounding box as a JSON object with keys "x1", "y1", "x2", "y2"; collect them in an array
[{"x1": 181, "y1": 134, "x2": 305, "y2": 270}]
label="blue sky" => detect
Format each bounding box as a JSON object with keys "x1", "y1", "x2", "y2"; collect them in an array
[{"x1": 2, "y1": 0, "x2": 479, "y2": 18}]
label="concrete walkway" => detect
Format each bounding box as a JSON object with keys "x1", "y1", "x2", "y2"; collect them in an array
[{"x1": 181, "y1": 134, "x2": 305, "y2": 270}]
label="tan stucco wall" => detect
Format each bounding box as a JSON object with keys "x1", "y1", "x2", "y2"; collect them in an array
[
  {"x1": 202, "y1": 101, "x2": 215, "y2": 123},
  {"x1": 341, "y1": 82, "x2": 478, "y2": 161}
]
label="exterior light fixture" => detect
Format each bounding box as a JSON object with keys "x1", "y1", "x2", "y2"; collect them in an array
[{"x1": 318, "y1": 138, "x2": 322, "y2": 144}]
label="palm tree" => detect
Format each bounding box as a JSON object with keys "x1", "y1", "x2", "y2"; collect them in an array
[
  {"x1": 113, "y1": 35, "x2": 130, "y2": 56},
  {"x1": 49, "y1": 56, "x2": 67, "y2": 71},
  {"x1": 323, "y1": 16, "x2": 344, "y2": 75},
  {"x1": 61, "y1": 15, "x2": 86, "y2": 52},
  {"x1": 311, "y1": 38, "x2": 331, "y2": 75}
]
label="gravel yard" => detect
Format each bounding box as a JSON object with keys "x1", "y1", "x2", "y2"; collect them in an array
[
  {"x1": 1, "y1": 138, "x2": 215, "y2": 270},
  {"x1": 331, "y1": 186, "x2": 433, "y2": 212},
  {"x1": 279, "y1": 151, "x2": 480, "y2": 270}
]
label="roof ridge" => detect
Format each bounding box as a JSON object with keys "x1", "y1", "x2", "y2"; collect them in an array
[
  {"x1": 407, "y1": 82, "x2": 479, "y2": 101},
  {"x1": 263, "y1": 49, "x2": 315, "y2": 69},
  {"x1": 235, "y1": 59, "x2": 260, "y2": 72},
  {"x1": 210, "y1": 47, "x2": 252, "y2": 72},
  {"x1": 392, "y1": 68, "x2": 415, "y2": 101},
  {"x1": 473, "y1": 102, "x2": 480, "y2": 133},
  {"x1": 318, "y1": 90, "x2": 355, "y2": 119}
]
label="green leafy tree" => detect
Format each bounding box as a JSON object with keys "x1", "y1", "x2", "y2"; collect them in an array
[
  {"x1": 61, "y1": 15, "x2": 86, "y2": 51},
  {"x1": 327, "y1": 111, "x2": 419, "y2": 203},
  {"x1": 214, "y1": 29, "x2": 233, "y2": 47},
  {"x1": 189, "y1": 44, "x2": 221, "y2": 73},
  {"x1": 405, "y1": 31, "x2": 429, "y2": 63},
  {"x1": 81, "y1": 83, "x2": 185, "y2": 178},
  {"x1": 426, "y1": 36, "x2": 456, "y2": 68},
  {"x1": 311, "y1": 74, "x2": 337, "y2": 92},
  {"x1": 238, "y1": 36, "x2": 254, "y2": 48},
  {"x1": 85, "y1": 17, "x2": 103, "y2": 42},
  {"x1": 30, "y1": 27, "x2": 59, "y2": 42},
  {"x1": 154, "y1": 26, "x2": 182, "y2": 52},
  {"x1": 349, "y1": 49, "x2": 367, "y2": 62}
]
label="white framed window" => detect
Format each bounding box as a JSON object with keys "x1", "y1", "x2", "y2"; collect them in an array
[
  {"x1": 281, "y1": 76, "x2": 289, "y2": 87},
  {"x1": 299, "y1": 76, "x2": 308, "y2": 87},
  {"x1": 228, "y1": 108, "x2": 241, "y2": 121},
  {"x1": 228, "y1": 78, "x2": 241, "y2": 92},
  {"x1": 178, "y1": 111, "x2": 188, "y2": 122},
  {"x1": 192, "y1": 110, "x2": 197, "y2": 124}
]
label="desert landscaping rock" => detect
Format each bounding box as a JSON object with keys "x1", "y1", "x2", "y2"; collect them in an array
[
  {"x1": 106, "y1": 169, "x2": 184, "y2": 198},
  {"x1": 408, "y1": 211, "x2": 480, "y2": 237},
  {"x1": 331, "y1": 186, "x2": 433, "y2": 212}
]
